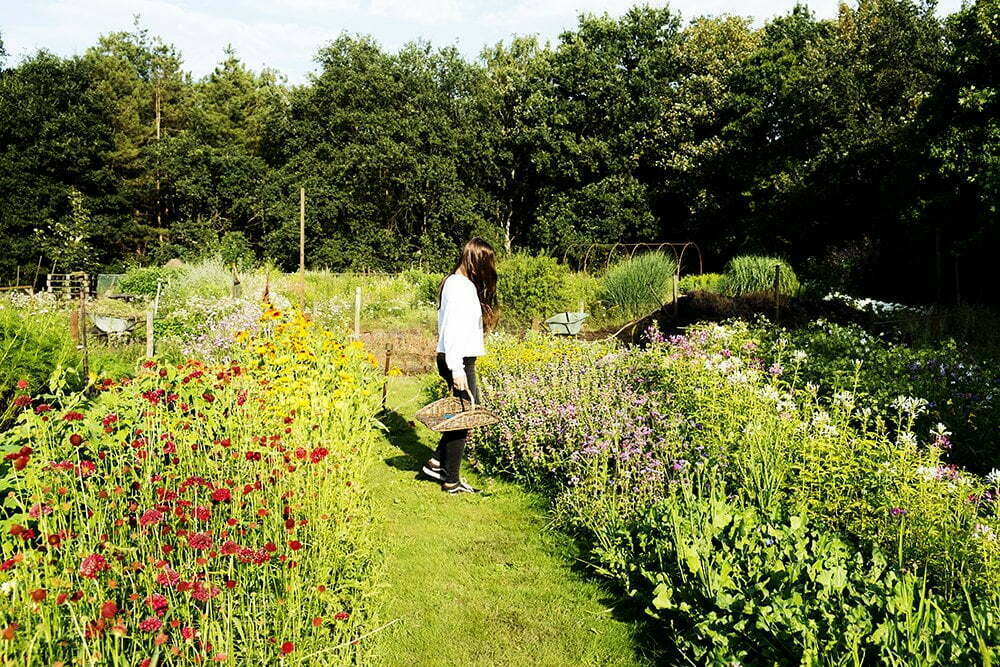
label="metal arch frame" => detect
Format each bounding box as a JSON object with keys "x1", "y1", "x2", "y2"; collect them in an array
[{"x1": 562, "y1": 242, "x2": 704, "y2": 278}]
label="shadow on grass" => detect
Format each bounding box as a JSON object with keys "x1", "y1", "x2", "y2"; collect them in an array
[{"x1": 379, "y1": 408, "x2": 437, "y2": 479}]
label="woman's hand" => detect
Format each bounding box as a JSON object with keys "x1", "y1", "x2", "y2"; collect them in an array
[{"x1": 453, "y1": 374, "x2": 469, "y2": 394}]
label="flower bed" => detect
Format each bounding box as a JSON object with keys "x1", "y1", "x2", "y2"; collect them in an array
[
  {"x1": 0, "y1": 309, "x2": 383, "y2": 664},
  {"x1": 472, "y1": 326, "x2": 1000, "y2": 663}
]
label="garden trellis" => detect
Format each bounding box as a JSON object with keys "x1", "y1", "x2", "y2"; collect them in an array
[{"x1": 563, "y1": 242, "x2": 704, "y2": 277}]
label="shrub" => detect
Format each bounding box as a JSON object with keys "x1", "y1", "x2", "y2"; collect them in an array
[
  {"x1": 117, "y1": 265, "x2": 182, "y2": 296},
  {"x1": 722, "y1": 255, "x2": 799, "y2": 296},
  {"x1": 218, "y1": 231, "x2": 257, "y2": 270},
  {"x1": 599, "y1": 251, "x2": 677, "y2": 321},
  {"x1": 497, "y1": 253, "x2": 570, "y2": 327},
  {"x1": 678, "y1": 272, "x2": 725, "y2": 294},
  {"x1": 559, "y1": 272, "x2": 601, "y2": 314},
  {"x1": 402, "y1": 269, "x2": 445, "y2": 306}
]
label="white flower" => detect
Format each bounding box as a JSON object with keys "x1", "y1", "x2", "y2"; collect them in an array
[
  {"x1": 891, "y1": 395, "x2": 928, "y2": 416},
  {"x1": 792, "y1": 350, "x2": 808, "y2": 363},
  {"x1": 986, "y1": 469, "x2": 1000, "y2": 487},
  {"x1": 974, "y1": 524, "x2": 996, "y2": 542}
]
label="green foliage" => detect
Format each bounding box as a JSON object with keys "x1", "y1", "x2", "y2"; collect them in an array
[
  {"x1": 116, "y1": 265, "x2": 180, "y2": 296},
  {"x1": 218, "y1": 231, "x2": 256, "y2": 269},
  {"x1": 0, "y1": 306, "x2": 77, "y2": 423},
  {"x1": 723, "y1": 255, "x2": 799, "y2": 296},
  {"x1": 678, "y1": 272, "x2": 725, "y2": 294},
  {"x1": 636, "y1": 479, "x2": 997, "y2": 663},
  {"x1": 599, "y1": 251, "x2": 677, "y2": 320},
  {"x1": 402, "y1": 269, "x2": 445, "y2": 306},
  {"x1": 34, "y1": 188, "x2": 97, "y2": 273},
  {"x1": 559, "y1": 271, "x2": 601, "y2": 314},
  {"x1": 497, "y1": 253, "x2": 570, "y2": 326},
  {"x1": 473, "y1": 324, "x2": 1000, "y2": 661}
]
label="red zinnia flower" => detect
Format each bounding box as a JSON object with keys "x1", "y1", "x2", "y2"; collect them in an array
[
  {"x1": 146, "y1": 593, "x2": 169, "y2": 616},
  {"x1": 63, "y1": 411, "x2": 85, "y2": 421},
  {"x1": 334, "y1": 612, "x2": 350, "y2": 621},
  {"x1": 139, "y1": 617, "x2": 162, "y2": 633},
  {"x1": 288, "y1": 540, "x2": 302, "y2": 551},
  {"x1": 139, "y1": 509, "x2": 163, "y2": 527},
  {"x1": 100, "y1": 600, "x2": 118, "y2": 618},
  {"x1": 193, "y1": 506, "x2": 211, "y2": 522},
  {"x1": 15, "y1": 379, "x2": 28, "y2": 390},
  {"x1": 79, "y1": 553, "x2": 109, "y2": 579},
  {"x1": 280, "y1": 641, "x2": 294, "y2": 655},
  {"x1": 30, "y1": 588, "x2": 46, "y2": 602},
  {"x1": 188, "y1": 532, "x2": 213, "y2": 550},
  {"x1": 69, "y1": 433, "x2": 84, "y2": 447},
  {"x1": 211, "y1": 488, "x2": 231, "y2": 503}
]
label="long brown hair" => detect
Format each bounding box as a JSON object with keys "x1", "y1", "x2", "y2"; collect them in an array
[{"x1": 441, "y1": 238, "x2": 498, "y2": 328}]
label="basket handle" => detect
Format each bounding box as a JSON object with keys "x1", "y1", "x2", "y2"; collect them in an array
[{"x1": 457, "y1": 388, "x2": 478, "y2": 411}]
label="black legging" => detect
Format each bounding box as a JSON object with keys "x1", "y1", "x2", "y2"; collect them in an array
[{"x1": 434, "y1": 353, "x2": 479, "y2": 484}]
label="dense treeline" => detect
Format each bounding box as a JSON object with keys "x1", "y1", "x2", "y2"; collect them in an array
[{"x1": 0, "y1": 1, "x2": 997, "y2": 302}]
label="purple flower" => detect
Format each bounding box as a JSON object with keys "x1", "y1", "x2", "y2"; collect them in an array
[{"x1": 889, "y1": 507, "x2": 907, "y2": 517}]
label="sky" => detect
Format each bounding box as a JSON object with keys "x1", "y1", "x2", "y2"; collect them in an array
[{"x1": 2, "y1": 0, "x2": 965, "y2": 83}]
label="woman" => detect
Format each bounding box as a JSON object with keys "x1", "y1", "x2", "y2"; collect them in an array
[{"x1": 422, "y1": 238, "x2": 497, "y2": 494}]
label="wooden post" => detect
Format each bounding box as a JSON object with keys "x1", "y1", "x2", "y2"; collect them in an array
[
  {"x1": 231, "y1": 265, "x2": 242, "y2": 299},
  {"x1": 32, "y1": 256, "x2": 42, "y2": 292},
  {"x1": 299, "y1": 187, "x2": 306, "y2": 310},
  {"x1": 146, "y1": 310, "x2": 155, "y2": 358},
  {"x1": 78, "y1": 276, "x2": 89, "y2": 381},
  {"x1": 773, "y1": 264, "x2": 781, "y2": 323},
  {"x1": 382, "y1": 341, "x2": 393, "y2": 411},
  {"x1": 69, "y1": 310, "x2": 80, "y2": 344},
  {"x1": 353, "y1": 287, "x2": 362, "y2": 340}
]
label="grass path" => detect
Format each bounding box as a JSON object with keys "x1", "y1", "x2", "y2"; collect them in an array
[{"x1": 365, "y1": 376, "x2": 648, "y2": 666}]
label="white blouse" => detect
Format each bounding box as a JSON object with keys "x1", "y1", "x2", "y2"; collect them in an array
[{"x1": 436, "y1": 273, "x2": 485, "y2": 380}]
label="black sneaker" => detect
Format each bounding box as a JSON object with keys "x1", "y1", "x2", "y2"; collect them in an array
[
  {"x1": 421, "y1": 460, "x2": 444, "y2": 481},
  {"x1": 442, "y1": 480, "x2": 478, "y2": 494}
]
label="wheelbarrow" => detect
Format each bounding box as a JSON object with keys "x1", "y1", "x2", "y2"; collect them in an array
[
  {"x1": 543, "y1": 311, "x2": 589, "y2": 336},
  {"x1": 91, "y1": 315, "x2": 139, "y2": 342}
]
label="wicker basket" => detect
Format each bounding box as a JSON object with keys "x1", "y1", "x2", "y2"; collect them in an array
[{"x1": 415, "y1": 395, "x2": 499, "y2": 432}]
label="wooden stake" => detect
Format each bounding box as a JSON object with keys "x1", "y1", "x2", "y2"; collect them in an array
[
  {"x1": 32, "y1": 256, "x2": 42, "y2": 292},
  {"x1": 146, "y1": 310, "x2": 155, "y2": 359},
  {"x1": 353, "y1": 287, "x2": 362, "y2": 340},
  {"x1": 382, "y1": 341, "x2": 393, "y2": 410},
  {"x1": 78, "y1": 276, "x2": 89, "y2": 381},
  {"x1": 299, "y1": 187, "x2": 306, "y2": 310},
  {"x1": 773, "y1": 264, "x2": 781, "y2": 323}
]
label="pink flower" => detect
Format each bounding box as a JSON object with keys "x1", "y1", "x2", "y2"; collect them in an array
[
  {"x1": 139, "y1": 617, "x2": 162, "y2": 633},
  {"x1": 79, "y1": 553, "x2": 109, "y2": 579},
  {"x1": 156, "y1": 567, "x2": 180, "y2": 588},
  {"x1": 187, "y1": 532, "x2": 213, "y2": 550},
  {"x1": 146, "y1": 593, "x2": 169, "y2": 616},
  {"x1": 139, "y1": 509, "x2": 163, "y2": 527}
]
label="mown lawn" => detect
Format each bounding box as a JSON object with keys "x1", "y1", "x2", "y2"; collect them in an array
[{"x1": 365, "y1": 376, "x2": 649, "y2": 666}]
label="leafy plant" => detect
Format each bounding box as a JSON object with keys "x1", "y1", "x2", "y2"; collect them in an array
[
  {"x1": 599, "y1": 251, "x2": 677, "y2": 321},
  {"x1": 678, "y1": 272, "x2": 725, "y2": 294},
  {"x1": 402, "y1": 269, "x2": 445, "y2": 306},
  {"x1": 117, "y1": 265, "x2": 182, "y2": 296},
  {"x1": 722, "y1": 255, "x2": 799, "y2": 296},
  {"x1": 496, "y1": 253, "x2": 570, "y2": 327}
]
